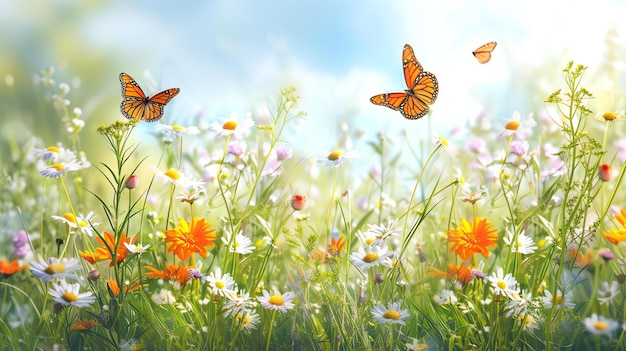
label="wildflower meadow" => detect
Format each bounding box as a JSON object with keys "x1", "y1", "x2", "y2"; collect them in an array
[{"x1": 2, "y1": 60, "x2": 626, "y2": 351}]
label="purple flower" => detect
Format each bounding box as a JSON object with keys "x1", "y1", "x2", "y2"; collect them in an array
[
  {"x1": 275, "y1": 144, "x2": 293, "y2": 161},
  {"x1": 510, "y1": 141, "x2": 529, "y2": 157}
]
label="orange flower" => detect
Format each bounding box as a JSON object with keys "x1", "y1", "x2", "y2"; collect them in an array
[
  {"x1": 310, "y1": 236, "x2": 346, "y2": 264},
  {"x1": 165, "y1": 217, "x2": 216, "y2": 260},
  {"x1": 427, "y1": 264, "x2": 474, "y2": 286},
  {"x1": 70, "y1": 319, "x2": 98, "y2": 331},
  {"x1": 603, "y1": 209, "x2": 626, "y2": 244},
  {"x1": 105, "y1": 279, "x2": 140, "y2": 297},
  {"x1": 145, "y1": 264, "x2": 191, "y2": 287},
  {"x1": 0, "y1": 259, "x2": 29, "y2": 278},
  {"x1": 79, "y1": 232, "x2": 135, "y2": 267},
  {"x1": 327, "y1": 236, "x2": 346, "y2": 258},
  {"x1": 447, "y1": 217, "x2": 498, "y2": 260}
]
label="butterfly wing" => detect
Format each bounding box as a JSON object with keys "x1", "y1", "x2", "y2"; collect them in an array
[
  {"x1": 402, "y1": 44, "x2": 425, "y2": 90},
  {"x1": 403, "y1": 72, "x2": 439, "y2": 119},
  {"x1": 142, "y1": 88, "x2": 180, "y2": 122},
  {"x1": 119, "y1": 72, "x2": 180, "y2": 122},
  {"x1": 370, "y1": 44, "x2": 438, "y2": 120},
  {"x1": 472, "y1": 41, "x2": 497, "y2": 64},
  {"x1": 404, "y1": 44, "x2": 438, "y2": 119},
  {"x1": 370, "y1": 92, "x2": 410, "y2": 112}
]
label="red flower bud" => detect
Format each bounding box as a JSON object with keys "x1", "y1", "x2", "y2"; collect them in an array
[
  {"x1": 598, "y1": 164, "x2": 613, "y2": 182},
  {"x1": 125, "y1": 174, "x2": 139, "y2": 189},
  {"x1": 291, "y1": 194, "x2": 307, "y2": 211}
]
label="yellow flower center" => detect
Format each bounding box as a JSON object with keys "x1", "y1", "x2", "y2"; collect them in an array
[
  {"x1": 44, "y1": 263, "x2": 66, "y2": 275},
  {"x1": 552, "y1": 294, "x2": 563, "y2": 305},
  {"x1": 383, "y1": 310, "x2": 400, "y2": 320},
  {"x1": 47, "y1": 146, "x2": 61, "y2": 153},
  {"x1": 604, "y1": 291, "x2": 612, "y2": 298},
  {"x1": 52, "y1": 163, "x2": 65, "y2": 171},
  {"x1": 63, "y1": 213, "x2": 77, "y2": 224},
  {"x1": 327, "y1": 151, "x2": 343, "y2": 161},
  {"x1": 223, "y1": 121, "x2": 238, "y2": 130},
  {"x1": 603, "y1": 112, "x2": 617, "y2": 121},
  {"x1": 505, "y1": 121, "x2": 520, "y2": 130},
  {"x1": 216, "y1": 281, "x2": 225, "y2": 289},
  {"x1": 164, "y1": 169, "x2": 180, "y2": 180},
  {"x1": 242, "y1": 314, "x2": 250, "y2": 324},
  {"x1": 362, "y1": 252, "x2": 379, "y2": 263},
  {"x1": 365, "y1": 238, "x2": 374, "y2": 245},
  {"x1": 497, "y1": 281, "x2": 507, "y2": 289},
  {"x1": 62, "y1": 291, "x2": 78, "y2": 303},
  {"x1": 268, "y1": 295, "x2": 284, "y2": 306},
  {"x1": 171, "y1": 125, "x2": 184, "y2": 131},
  {"x1": 438, "y1": 136, "x2": 449, "y2": 147},
  {"x1": 594, "y1": 321, "x2": 608, "y2": 330}
]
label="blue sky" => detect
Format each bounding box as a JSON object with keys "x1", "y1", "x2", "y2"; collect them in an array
[{"x1": 2, "y1": 0, "x2": 626, "y2": 152}]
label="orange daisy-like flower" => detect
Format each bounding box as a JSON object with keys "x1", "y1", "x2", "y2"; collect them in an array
[
  {"x1": 427, "y1": 264, "x2": 474, "y2": 287},
  {"x1": 79, "y1": 232, "x2": 135, "y2": 267},
  {"x1": 105, "y1": 279, "x2": 140, "y2": 297},
  {"x1": 447, "y1": 217, "x2": 498, "y2": 260},
  {"x1": 145, "y1": 264, "x2": 192, "y2": 287},
  {"x1": 310, "y1": 236, "x2": 347, "y2": 264},
  {"x1": 0, "y1": 259, "x2": 29, "y2": 278},
  {"x1": 164, "y1": 217, "x2": 217, "y2": 260},
  {"x1": 603, "y1": 209, "x2": 626, "y2": 245},
  {"x1": 70, "y1": 319, "x2": 98, "y2": 331}
]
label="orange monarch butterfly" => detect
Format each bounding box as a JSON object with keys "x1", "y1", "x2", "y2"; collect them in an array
[
  {"x1": 119, "y1": 72, "x2": 180, "y2": 122},
  {"x1": 472, "y1": 41, "x2": 497, "y2": 64},
  {"x1": 370, "y1": 44, "x2": 439, "y2": 120}
]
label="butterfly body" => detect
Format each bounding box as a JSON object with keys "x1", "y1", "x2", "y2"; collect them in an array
[
  {"x1": 472, "y1": 41, "x2": 497, "y2": 64},
  {"x1": 370, "y1": 44, "x2": 438, "y2": 120},
  {"x1": 119, "y1": 73, "x2": 180, "y2": 122}
]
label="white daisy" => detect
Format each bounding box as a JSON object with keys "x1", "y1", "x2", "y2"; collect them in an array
[
  {"x1": 151, "y1": 289, "x2": 176, "y2": 305},
  {"x1": 205, "y1": 267, "x2": 237, "y2": 296},
  {"x1": 39, "y1": 159, "x2": 85, "y2": 178},
  {"x1": 542, "y1": 289, "x2": 575, "y2": 309},
  {"x1": 223, "y1": 290, "x2": 256, "y2": 317},
  {"x1": 221, "y1": 230, "x2": 255, "y2": 255},
  {"x1": 349, "y1": 246, "x2": 390, "y2": 271},
  {"x1": 51, "y1": 211, "x2": 100, "y2": 237},
  {"x1": 30, "y1": 256, "x2": 82, "y2": 282},
  {"x1": 48, "y1": 280, "x2": 95, "y2": 308},
  {"x1": 124, "y1": 242, "x2": 151, "y2": 254},
  {"x1": 234, "y1": 310, "x2": 260, "y2": 333},
  {"x1": 503, "y1": 230, "x2": 537, "y2": 255},
  {"x1": 500, "y1": 111, "x2": 537, "y2": 137},
  {"x1": 504, "y1": 290, "x2": 532, "y2": 318},
  {"x1": 156, "y1": 123, "x2": 200, "y2": 142},
  {"x1": 32, "y1": 145, "x2": 76, "y2": 162},
  {"x1": 371, "y1": 301, "x2": 410, "y2": 326},
  {"x1": 317, "y1": 150, "x2": 358, "y2": 168},
  {"x1": 405, "y1": 338, "x2": 429, "y2": 350},
  {"x1": 597, "y1": 281, "x2": 620, "y2": 305},
  {"x1": 153, "y1": 167, "x2": 189, "y2": 187},
  {"x1": 584, "y1": 313, "x2": 619, "y2": 336},
  {"x1": 258, "y1": 289, "x2": 296, "y2": 313},
  {"x1": 366, "y1": 218, "x2": 402, "y2": 242},
  {"x1": 488, "y1": 267, "x2": 519, "y2": 298},
  {"x1": 594, "y1": 110, "x2": 626, "y2": 122},
  {"x1": 434, "y1": 289, "x2": 458, "y2": 305},
  {"x1": 209, "y1": 111, "x2": 255, "y2": 139}
]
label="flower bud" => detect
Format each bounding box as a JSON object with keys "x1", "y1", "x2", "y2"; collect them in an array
[
  {"x1": 291, "y1": 194, "x2": 307, "y2": 211},
  {"x1": 598, "y1": 164, "x2": 613, "y2": 182},
  {"x1": 88, "y1": 269, "x2": 101, "y2": 281},
  {"x1": 125, "y1": 174, "x2": 139, "y2": 189}
]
